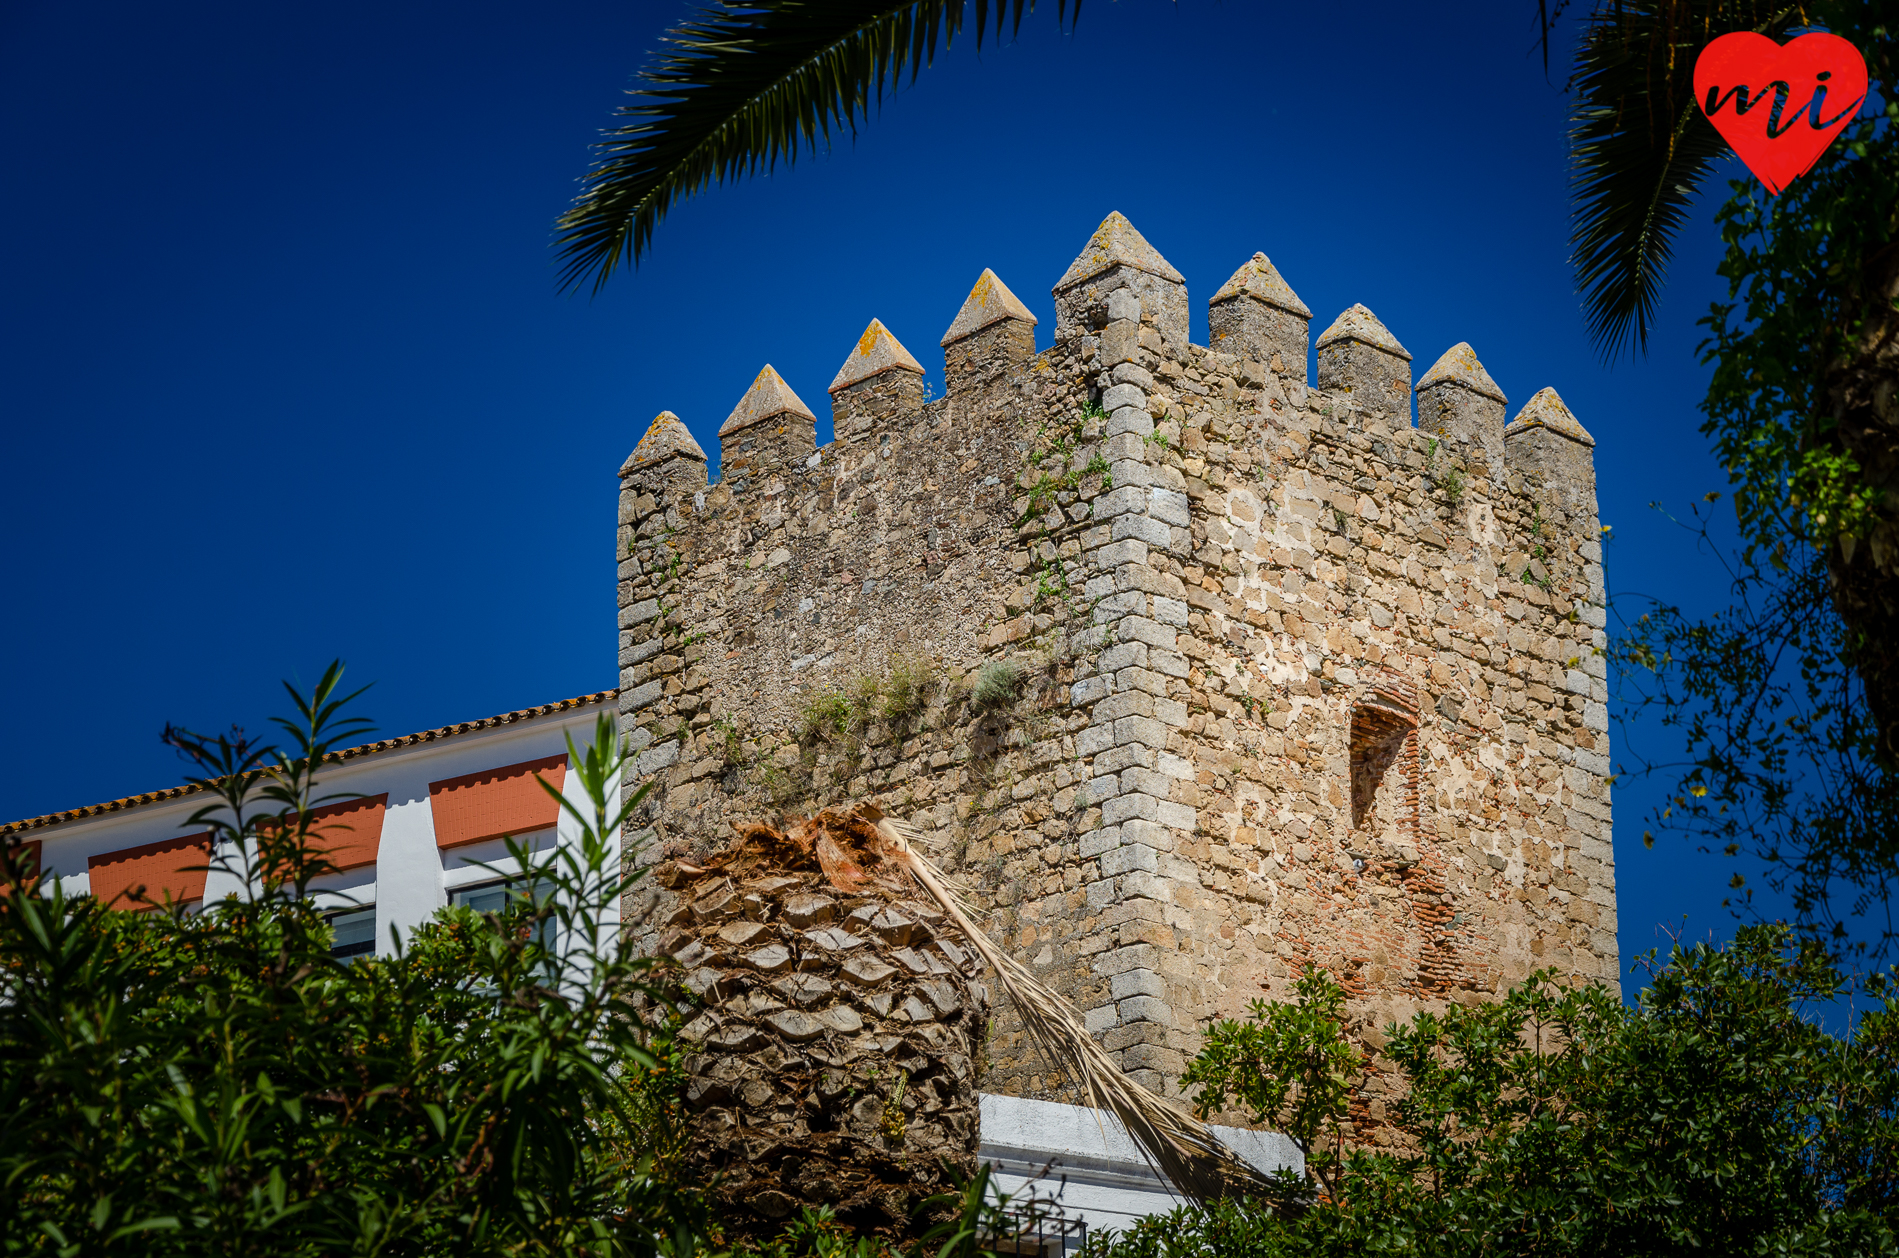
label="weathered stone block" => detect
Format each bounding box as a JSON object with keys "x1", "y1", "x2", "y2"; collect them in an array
[
  {"x1": 1091, "y1": 539, "x2": 1149, "y2": 570},
  {"x1": 1110, "y1": 968, "x2": 1166, "y2": 1000},
  {"x1": 1148, "y1": 488, "x2": 1191, "y2": 526},
  {"x1": 1094, "y1": 743, "x2": 1155, "y2": 775},
  {"x1": 1100, "y1": 844, "x2": 1159, "y2": 877},
  {"x1": 1116, "y1": 617, "x2": 1177, "y2": 649},
  {"x1": 1114, "y1": 715, "x2": 1171, "y2": 750},
  {"x1": 1093, "y1": 690, "x2": 1155, "y2": 723},
  {"x1": 1117, "y1": 995, "x2": 1175, "y2": 1026},
  {"x1": 1102, "y1": 792, "x2": 1161, "y2": 827},
  {"x1": 1152, "y1": 596, "x2": 1190, "y2": 626},
  {"x1": 1093, "y1": 485, "x2": 1146, "y2": 519},
  {"x1": 1112, "y1": 514, "x2": 1172, "y2": 547}
]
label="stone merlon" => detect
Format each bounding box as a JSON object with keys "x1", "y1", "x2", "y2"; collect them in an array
[
  {"x1": 829, "y1": 319, "x2": 925, "y2": 393},
  {"x1": 1052, "y1": 212, "x2": 1189, "y2": 352},
  {"x1": 718, "y1": 365, "x2": 818, "y2": 439},
  {"x1": 1506, "y1": 387, "x2": 1596, "y2": 447},
  {"x1": 619, "y1": 410, "x2": 707, "y2": 476},
  {"x1": 1418, "y1": 342, "x2": 1506, "y2": 404},
  {"x1": 1209, "y1": 252, "x2": 1311, "y2": 319},
  {"x1": 1314, "y1": 303, "x2": 1411, "y2": 360},
  {"x1": 941, "y1": 269, "x2": 1038, "y2": 347},
  {"x1": 1053, "y1": 211, "x2": 1186, "y2": 292}
]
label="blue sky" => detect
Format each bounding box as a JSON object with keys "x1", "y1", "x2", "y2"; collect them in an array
[{"x1": 1, "y1": 0, "x2": 1772, "y2": 976}]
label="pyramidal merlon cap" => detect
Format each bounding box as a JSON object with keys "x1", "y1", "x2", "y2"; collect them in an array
[
  {"x1": 1506, "y1": 387, "x2": 1595, "y2": 447},
  {"x1": 620, "y1": 410, "x2": 707, "y2": 476},
  {"x1": 1418, "y1": 343, "x2": 1506, "y2": 404},
  {"x1": 941, "y1": 269, "x2": 1038, "y2": 347},
  {"x1": 1315, "y1": 303, "x2": 1412, "y2": 361},
  {"x1": 718, "y1": 365, "x2": 817, "y2": 439},
  {"x1": 1210, "y1": 252, "x2": 1312, "y2": 319},
  {"x1": 829, "y1": 318, "x2": 925, "y2": 392},
  {"x1": 1053, "y1": 211, "x2": 1185, "y2": 293}
]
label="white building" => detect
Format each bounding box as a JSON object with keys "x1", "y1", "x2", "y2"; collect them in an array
[{"x1": 0, "y1": 691, "x2": 617, "y2": 959}]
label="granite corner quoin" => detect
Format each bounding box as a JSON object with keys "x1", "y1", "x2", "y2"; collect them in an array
[{"x1": 614, "y1": 211, "x2": 1616, "y2": 1145}]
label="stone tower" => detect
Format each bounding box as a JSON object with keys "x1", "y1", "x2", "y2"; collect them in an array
[{"x1": 615, "y1": 212, "x2": 1615, "y2": 1123}]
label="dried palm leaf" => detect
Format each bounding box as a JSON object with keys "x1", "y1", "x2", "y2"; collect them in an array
[{"x1": 862, "y1": 807, "x2": 1282, "y2": 1204}]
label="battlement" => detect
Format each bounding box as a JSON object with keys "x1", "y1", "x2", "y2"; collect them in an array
[{"x1": 616, "y1": 212, "x2": 1615, "y2": 1121}]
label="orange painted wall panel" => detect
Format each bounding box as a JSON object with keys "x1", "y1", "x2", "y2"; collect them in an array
[
  {"x1": 259, "y1": 795, "x2": 387, "y2": 871},
  {"x1": 428, "y1": 754, "x2": 567, "y2": 850},
  {"x1": 88, "y1": 833, "x2": 212, "y2": 909},
  {"x1": 310, "y1": 794, "x2": 386, "y2": 870},
  {"x1": 5, "y1": 839, "x2": 42, "y2": 884}
]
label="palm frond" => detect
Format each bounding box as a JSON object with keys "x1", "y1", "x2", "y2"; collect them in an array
[
  {"x1": 869, "y1": 808, "x2": 1284, "y2": 1205},
  {"x1": 557, "y1": 0, "x2": 1076, "y2": 294},
  {"x1": 1568, "y1": 1, "x2": 1798, "y2": 358}
]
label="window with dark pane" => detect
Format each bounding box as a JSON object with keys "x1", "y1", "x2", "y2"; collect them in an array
[{"x1": 327, "y1": 907, "x2": 377, "y2": 962}]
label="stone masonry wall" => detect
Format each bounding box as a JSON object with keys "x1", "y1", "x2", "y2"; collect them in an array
[{"x1": 616, "y1": 213, "x2": 1617, "y2": 1149}]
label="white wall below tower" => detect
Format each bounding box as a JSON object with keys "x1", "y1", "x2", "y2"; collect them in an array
[{"x1": 977, "y1": 1094, "x2": 1301, "y2": 1249}]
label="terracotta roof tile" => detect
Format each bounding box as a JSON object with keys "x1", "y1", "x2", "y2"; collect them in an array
[{"x1": 0, "y1": 690, "x2": 617, "y2": 839}]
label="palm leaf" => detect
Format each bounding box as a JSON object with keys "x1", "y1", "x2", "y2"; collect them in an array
[
  {"x1": 867, "y1": 807, "x2": 1285, "y2": 1204},
  {"x1": 1567, "y1": 1, "x2": 1799, "y2": 358},
  {"x1": 557, "y1": 0, "x2": 1077, "y2": 294}
]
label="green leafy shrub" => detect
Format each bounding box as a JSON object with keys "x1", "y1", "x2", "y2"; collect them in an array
[
  {"x1": 1180, "y1": 965, "x2": 1357, "y2": 1200},
  {"x1": 0, "y1": 666, "x2": 700, "y2": 1256},
  {"x1": 712, "y1": 714, "x2": 748, "y2": 766},
  {"x1": 1102, "y1": 925, "x2": 1899, "y2": 1257},
  {"x1": 849, "y1": 673, "x2": 883, "y2": 728}
]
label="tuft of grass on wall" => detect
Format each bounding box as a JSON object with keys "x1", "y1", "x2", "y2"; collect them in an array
[
  {"x1": 881, "y1": 655, "x2": 939, "y2": 725},
  {"x1": 971, "y1": 660, "x2": 1024, "y2": 713},
  {"x1": 798, "y1": 691, "x2": 851, "y2": 745}
]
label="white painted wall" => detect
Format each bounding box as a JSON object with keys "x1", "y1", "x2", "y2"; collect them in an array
[{"x1": 978, "y1": 1094, "x2": 1302, "y2": 1248}]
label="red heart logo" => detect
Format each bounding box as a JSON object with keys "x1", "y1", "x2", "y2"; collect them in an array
[{"x1": 1694, "y1": 32, "x2": 1867, "y2": 194}]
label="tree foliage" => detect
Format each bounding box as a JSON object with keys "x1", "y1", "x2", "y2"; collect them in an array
[
  {"x1": 0, "y1": 669, "x2": 698, "y2": 1256},
  {"x1": 1611, "y1": 2, "x2": 1899, "y2": 964},
  {"x1": 1563, "y1": 0, "x2": 1802, "y2": 360},
  {"x1": 1116, "y1": 930, "x2": 1899, "y2": 1257},
  {"x1": 1178, "y1": 966, "x2": 1357, "y2": 1202},
  {"x1": 1614, "y1": 505, "x2": 1899, "y2": 962}
]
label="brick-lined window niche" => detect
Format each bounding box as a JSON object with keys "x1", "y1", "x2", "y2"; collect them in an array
[
  {"x1": 258, "y1": 794, "x2": 387, "y2": 871},
  {"x1": 87, "y1": 834, "x2": 213, "y2": 910},
  {"x1": 1349, "y1": 682, "x2": 1420, "y2": 837},
  {"x1": 428, "y1": 755, "x2": 567, "y2": 850}
]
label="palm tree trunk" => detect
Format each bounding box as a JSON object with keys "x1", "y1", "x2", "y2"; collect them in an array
[{"x1": 657, "y1": 811, "x2": 988, "y2": 1236}]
